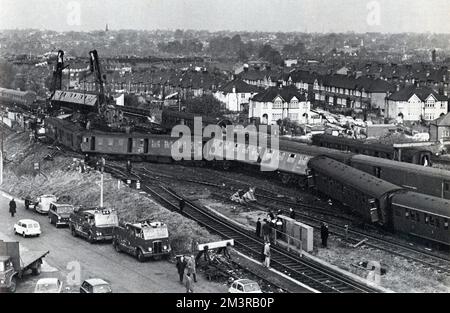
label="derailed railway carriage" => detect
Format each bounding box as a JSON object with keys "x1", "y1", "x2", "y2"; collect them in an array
[
  {"x1": 308, "y1": 156, "x2": 402, "y2": 225},
  {"x1": 390, "y1": 192, "x2": 450, "y2": 246}
]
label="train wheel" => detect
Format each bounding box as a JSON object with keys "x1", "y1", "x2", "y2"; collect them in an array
[
  {"x1": 222, "y1": 161, "x2": 231, "y2": 171},
  {"x1": 297, "y1": 177, "x2": 307, "y2": 188},
  {"x1": 280, "y1": 173, "x2": 291, "y2": 184}
]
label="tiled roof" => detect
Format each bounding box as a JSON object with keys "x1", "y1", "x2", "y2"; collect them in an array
[
  {"x1": 219, "y1": 79, "x2": 260, "y2": 94},
  {"x1": 431, "y1": 113, "x2": 450, "y2": 126},
  {"x1": 251, "y1": 86, "x2": 306, "y2": 103},
  {"x1": 387, "y1": 85, "x2": 448, "y2": 102}
]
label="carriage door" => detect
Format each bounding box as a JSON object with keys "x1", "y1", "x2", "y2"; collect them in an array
[
  {"x1": 144, "y1": 139, "x2": 149, "y2": 154},
  {"x1": 127, "y1": 138, "x2": 133, "y2": 153},
  {"x1": 153, "y1": 241, "x2": 162, "y2": 254},
  {"x1": 90, "y1": 136, "x2": 96, "y2": 151},
  {"x1": 443, "y1": 181, "x2": 450, "y2": 199},
  {"x1": 368, "y1": 199, "x2": 379, "y2": 223}
]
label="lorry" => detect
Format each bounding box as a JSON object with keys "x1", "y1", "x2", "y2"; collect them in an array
[
  {"x1": 0, "y1": 240, "x2": 49, "y2": 293},
  {"x1": 112, "y1": 220, "x2": 171, "y2": 262},
  {"x1": 69, "y1": 207, "x2": 119, "y2": 243}
]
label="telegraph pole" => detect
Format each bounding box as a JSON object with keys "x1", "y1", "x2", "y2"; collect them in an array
[
  {"x1": 0, "y1": 150, "x2": 3, "y2": 186},
  {"x1": 0, "y1": 132, "x2": 3, "y2": 185},
  {"x1": 100, "y1": 157, "x2": 105, "y2": 208}
]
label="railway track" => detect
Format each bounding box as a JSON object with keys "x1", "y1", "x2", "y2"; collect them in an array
[
  {"x1": 104, "y1": 164, "x2": 381, "y2": 293},
  {"x1": 133, "y1": 162, "x2": 450, "y2": 275}
]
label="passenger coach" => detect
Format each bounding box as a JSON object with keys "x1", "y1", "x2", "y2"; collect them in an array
[{"x1": 308, "y1": 156, "x2": 402, "y2": 226}]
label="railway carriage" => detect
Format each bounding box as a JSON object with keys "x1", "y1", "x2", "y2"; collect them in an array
[
  {"x1": 311, "y1": 134, "x2": 432, "y2": 165},
  {"x1": 350, "y1": 155, "x2": 450, "y2": 200},
  {"x1": 308, "y1": 156, "x2": 402, "y2": 226},
  {"x1": 0, "y1": 87, "x2": 36, "y2": 108},
  {"x1": 390, "y1": 191, "x2": 450, "y2": 246},
  {"x1": 45, "y1": 117, "x2": 86, "y2": 151}
]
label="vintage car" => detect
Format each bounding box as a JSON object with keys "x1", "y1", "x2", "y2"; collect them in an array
[
  {"x1": 13, "y1": 219, "x2": 41, "y2": 238},
  {"x1": 69, "y1": 207, "x2": 119, "y2": 243},
  {"x1": 34, "y1": 278, "x2": 63, "y2": 293},
  {"x1": 80, "y1": 278, "x2": 112, "y2": 293},
  {"x1": 112, "y1": 220, "x2": 171, "y2": 262},
  {"x1": 48, "y1": 203, "x2": 74, "y2": 228},
  {"x1": 34, "y1": 195, "x2": 58, "y2": 214},
  {"x1": 228, "y1": 279, "x2": 262, "y2": 293}
]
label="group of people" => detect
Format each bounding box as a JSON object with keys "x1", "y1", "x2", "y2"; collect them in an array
[
  {"x1": 255, "y1": 209, "x2": 287, "y2": 242},
  {"x1": 176, "y1": 255, "x2": 197, "y2": 293},
  {"x1": 255, "y1": 208, "x2": 330, "y2": 251}
]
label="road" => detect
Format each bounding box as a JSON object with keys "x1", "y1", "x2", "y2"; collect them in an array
[{"x1": 0, "y1": 192, "x2": 227, "y2": 293}]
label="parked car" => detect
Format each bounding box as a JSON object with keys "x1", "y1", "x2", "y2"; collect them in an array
[
  {"x1": 48, "y1": 203, "x2": 74, "y2": 228},
  {"x1": 228, "y1": 279, "x2": 262, "y2": 293},
  {"x1": 34, "y1": 195, "x2": 57, "y2": 214},
  {"x1": 80, "y1": 278, "x2": 112, "y2": 293},
  {"x1": 34, "y1": 278, "x2": 63, "y2": 293},
  {"x1": 13, "y1": 219, "x2": 41, "y2": 237}
]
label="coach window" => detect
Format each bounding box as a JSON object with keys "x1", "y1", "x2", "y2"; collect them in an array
[
  {"x1": 435, "y1": 218, "x2": 440, "y2": 228},
  {"x1": 424, "y1": 214, "x2": 429, "y2": 224},
  {"x1": 444, "y1": 219, "x2": 449, "y2": 230},
  {"x1": 405, "y1": 210, "x2": 409, "y2": 218},
  {"x1": 374, "y1": 167, "x2": 381, "y2": 178},
  {"x1": 444, "y1": 182, "x2": 450, "y2": 191},
  {"x1": 429, "y1": 216, "x2": 435, "y2": 227},
  {"x1": 395, "y1": 209, "x2": 401, "y2": 217}
]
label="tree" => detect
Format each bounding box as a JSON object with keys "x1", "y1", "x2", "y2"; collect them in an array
[
  {"x1": 258, "y1": 44, "x2": 283, "y2": 66},
  {"x1": 184, "y1": 95, "x2": 223, "y2": 117},
  {"x1": 0, "y1": 62, "x2": 16, "y2": 88}
]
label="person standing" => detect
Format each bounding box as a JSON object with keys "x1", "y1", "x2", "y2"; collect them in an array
[
  {"x1": 263, "y1": 242, "x2": 271, "y2": 268},
  {"x1": 321, "y1": 222, "x2": 329, "y2": 248},
  {"x1": 176, "y1": 256, "x2": 187, "y2": 283},
  {"x1": 262, "y1": 219, "x2": 271, "y2": 242},
  {"x1": 9, "y1": 199, "x2": 16, "y2": 217},
  {"x1": 187, "y1": 255, "x2": 197, "y2": 283},
  {"x1": 289, "y1": 208, "x2": 295, "y2": 219},
  {"x1": 179, "y1": 199, "x2": 185, "y2": 213},
  {"x1": 255, "y1": 218, "x2": 262, "y2": 238},
  {"x1": 185, "y1": 273, "x2": 194, "y2": 293}
]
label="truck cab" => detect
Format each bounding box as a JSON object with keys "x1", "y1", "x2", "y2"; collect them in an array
[
  {"x1": 0, "y1": 256, "x2": 15, "y2": 291},
  {"x1": 69, "y1": 207, "x2": 119, "y2": 243},
  {"x1": 113, "y1": 220, "x2": 171, "y2": 262}
]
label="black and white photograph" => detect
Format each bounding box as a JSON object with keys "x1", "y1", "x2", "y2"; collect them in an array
[{"x1": 0, "y1": 0, "x2": 449, "y2": 300}]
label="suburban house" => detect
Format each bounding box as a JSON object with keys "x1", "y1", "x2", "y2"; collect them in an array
[
  {"x1": 386, "y1": 86, "x2": 448, "y2": 122},
  {"x1": 249, "y1": 86, "x2": 314, "y2": 125},
  {"x1": 430, "y1": 113, "x2": 450, "y2": 142},
  {"x1": 283, "y1": 70, "x2": 395, "y2": 112},
  {"x1": 213, "y1": 79, "x2": 260, "y2": 112}
]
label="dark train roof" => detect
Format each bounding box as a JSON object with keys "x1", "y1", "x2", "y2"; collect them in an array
[
  {"x1": 309, "y1": 156, "x2": 402, "y2": 198},
  {"x1": 162, "y1": 110, "x2": 223, "y2": 125},
  {"x1": 391, "y1": 191, "x2": 450, "y2": 218},
  {"x1": 313, "y1": 134, "x2": 394, "y2": 153},
  {"x1": 278, "y1": 139, "x2": 353, "y2": 163},
  {"x1": 351, "y1": 155, "x2": 450, "y2": 180},
  {"x1": 46, "y1": 117, "x2": 87, "y2": 133}
]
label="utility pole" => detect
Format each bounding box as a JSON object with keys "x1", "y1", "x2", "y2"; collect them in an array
[
  {"x1": 100, "y1": 157, "x2": 105, "y2": 208},
  {"x1": 0, "y1": 132, "x2": 3, "y2": 185},
  {"x1": 0, "y1": 150, "x2": 3, "y2": 186}
]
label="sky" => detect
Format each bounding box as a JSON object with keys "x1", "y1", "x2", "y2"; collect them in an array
[{"x1": 1, "y1": 0, "x2": 450, "y2": 33}]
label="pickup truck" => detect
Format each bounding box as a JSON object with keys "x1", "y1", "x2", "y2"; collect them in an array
[{"x1": 0, "y1": 240, "x2": 49, "y2": 292}]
